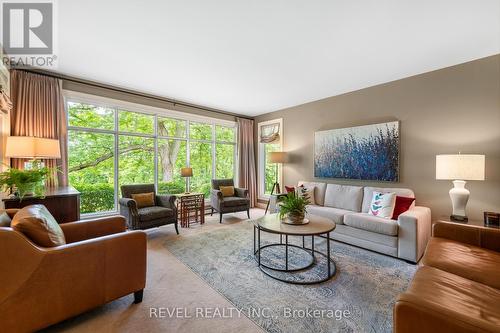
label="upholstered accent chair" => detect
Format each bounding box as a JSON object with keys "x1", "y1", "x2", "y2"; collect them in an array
[
  {"x1": 119, "y1": 184, "x2": 178, "y2": 233},
  {"x1": 211, "y1": 179, "x2": 250, "y2": 223}
]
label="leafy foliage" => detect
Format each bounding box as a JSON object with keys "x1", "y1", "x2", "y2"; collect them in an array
[
  {"x1": 278, "y1": 192, "x2": 310, "y2": 220},
  {"x1": 0, "y1": 165, "x2": 52, "y2": 200}
]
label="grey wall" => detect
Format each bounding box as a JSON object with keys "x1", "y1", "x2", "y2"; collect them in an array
[{"x1": 255, "y1": 55, "x2": 500, "y2": 220}]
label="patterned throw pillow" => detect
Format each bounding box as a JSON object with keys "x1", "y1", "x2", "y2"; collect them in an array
[
  {"x1": 368, "y1": 191, "x2": 396, "y2": 219},
  {"x1": 298, "y1": 186, "x2": 316, "y2": 205}
]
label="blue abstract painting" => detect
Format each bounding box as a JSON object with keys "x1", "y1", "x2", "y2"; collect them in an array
[{"x1": 314, "y1": 121, "x2": 399, "y2": 181}]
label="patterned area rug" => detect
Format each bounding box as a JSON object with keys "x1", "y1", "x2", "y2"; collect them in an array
[{"x1": 164, "y1": 220, "x2": 416, "y2": 333}]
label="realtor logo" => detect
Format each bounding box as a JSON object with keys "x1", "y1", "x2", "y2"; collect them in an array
[{"x1": 2, "y1": 2, "x2": 53, "y2": 54}]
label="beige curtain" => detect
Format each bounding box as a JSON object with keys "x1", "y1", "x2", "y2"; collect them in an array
[
  {"x1": 237, "y1": 117, "x2": 257, "y2": 207},
  {"x1": 10, "y1": 70, "x2": 68, "y2": 187}
]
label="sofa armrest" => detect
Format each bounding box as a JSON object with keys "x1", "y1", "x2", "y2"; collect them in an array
[
  {"x1": 234, "y1": 188, "x2": 248, "y2": 198},
  {"x1": 156, "y1": 194, "x2": 176, "y2": 209},
  {"x1": 397, "y1": 206, "x2": 432, "y2": 263},
  {"x1": 60, "y1": 215, "x2": 126, "y2": 244},
  {"x1": 119, "y1": 198, "x2": 139, "y2": 229},
  {"x1": 210, "y1": 189, "x2": 223, "y2": 210},
  {"x1": 433, "y1": 221, "x2": 500, "y2": 252},
  {"x1": 46, "y1": 231, "x2": 147, "y2": 300}
]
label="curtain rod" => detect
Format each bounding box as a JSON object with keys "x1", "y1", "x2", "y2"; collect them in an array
[{"x1": 13, "y1": 67, "x2": 254, "y2": 120}]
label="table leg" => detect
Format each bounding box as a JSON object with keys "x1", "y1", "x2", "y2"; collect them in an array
[
  {"x1": 201, "y1": 198, "x2": 205, "y2": 224},
  {"x1": 302, "y1": 236, "x2": 305, "y2": 248},
  {"x1": 253, "y1": 225, "x2": 256, "y2": 254},
  {"x1": 258, "y1": 227, "x2": 261, "y2": 266},
  {"x1": 285, "y1": 234, "x2": 289, "y2": 270},
  {"x1": 312, "y1": 235, "x2": 315, "y2": 255},
  {"x1": 327, "y1": 232, "x2": 331, "y2": 275}
]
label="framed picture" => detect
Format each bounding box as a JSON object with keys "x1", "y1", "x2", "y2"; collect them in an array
[{"x1": 314, "y1": 121, "x2": 400, "y2": 181}]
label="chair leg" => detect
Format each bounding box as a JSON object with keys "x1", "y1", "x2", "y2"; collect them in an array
[
  {"x1": 219, "y1": 213, "x2": 223, "y2": 223},
  {"x1": 134, "y1": 290, "x2": 143, "y2": 304},
  {"x1": 211, "y1": 208, "x2": 214, "y2": 216},
  {"x1": 174, "y1": 222, "x2": 179, "y2": 235},
  {"x1": 247, "y1": 209, "x2": 250, "y2": 219}
]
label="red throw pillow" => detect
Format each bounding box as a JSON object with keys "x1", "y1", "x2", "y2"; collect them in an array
[
  {"x1": 392, "y1": 196, "x2": 415, "y2": 220},
  {"x1": 285, "y1": 186, "x2": 295, "y2": 194}
]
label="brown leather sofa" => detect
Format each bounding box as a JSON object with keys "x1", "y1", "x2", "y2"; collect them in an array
[
  {"x1": 394, "y1": 221, "x2": 500, "y2": 333},
  {"x1": 0, "y1": 209, "x2": 147, "y2": 333}
]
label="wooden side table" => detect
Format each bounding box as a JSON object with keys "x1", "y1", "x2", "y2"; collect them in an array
[
  {"x1": 435, "y1": 216, "x2": 499, "y2": 229},
  {"x1": 2, "y1": 186, "x2": 81, "y2": 223},
  {"x1": 176, "y1": 193, "x2": 205, "y2": 228}
]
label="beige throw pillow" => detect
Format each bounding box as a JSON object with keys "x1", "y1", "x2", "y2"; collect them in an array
[
  {"x1": 131, "y1": 192, "x2": 155, "y2": 208},
  {"x1": 219, "y1": 185, "x2": 235, "y2": 197}
]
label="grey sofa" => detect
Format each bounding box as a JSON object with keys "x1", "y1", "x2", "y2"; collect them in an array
[
  {"x1": 119, "y1": 184, "x2": 178, "y2": 233},
  {"x1": 211, "y1": 179, "x2": 250, "y2": 223},
  {"x1": 270, "y1": 181, "x2": 432, "y2": 263}
]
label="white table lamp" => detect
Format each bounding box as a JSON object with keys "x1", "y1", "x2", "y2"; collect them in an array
[
  {"x1": 5, "y1": 136, "x2": 61, "y2": 169},
  {"x1": 436, "y1": 154, "x2": 485, "y2": 221}
]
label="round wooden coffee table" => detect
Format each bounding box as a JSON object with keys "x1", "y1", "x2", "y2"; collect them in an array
[{"x1": 253, "y1": 213, "x2": 336, "y2": 284}]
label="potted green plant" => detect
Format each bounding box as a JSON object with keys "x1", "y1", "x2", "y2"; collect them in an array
[
  {"x1": 0, "y1": 166, "x2": 53, "y2": 200},
  {"x1": 278, "y1": 192, "x2": 310, "y2": 224}
]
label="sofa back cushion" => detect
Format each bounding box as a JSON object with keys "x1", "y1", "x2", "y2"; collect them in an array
[
  {"x1": 362, "y1": 187, "x2": 415, "y2": 213},
  {"x1": 298, "y1": 181, "x2": 327, "y2": 206},
  {"x1": 11, "y1": 204, "x2": 66, "y2": 247},
  {"x1": 324, "y1": 184, "x2": 363, "y2": 212}
]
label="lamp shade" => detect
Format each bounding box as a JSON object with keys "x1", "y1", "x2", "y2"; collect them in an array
[
  {"x1": 268, "y1": 152, "x2": 288, "y2": 164},
  {"x1": 5, "y1": 136, "x2": 61, "y2": 159},
  {"x1": 436, "y1": 154, "x2": 485, "y2": 181},
  {"x1": 180, "y1": 167, "x2": 193, "y2": 177}
]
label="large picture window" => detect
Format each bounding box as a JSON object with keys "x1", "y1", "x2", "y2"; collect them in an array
[
  {"x1": 258, "y1": 119, "x2": 282, "y2": 200},
  {"x1": 67, "y1": 93, "x2": 237, "y2": 216}
]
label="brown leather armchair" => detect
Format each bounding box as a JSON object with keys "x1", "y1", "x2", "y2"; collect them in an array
[{"x1": 0, "y1": 210, "x2": 147, "y2": 333}]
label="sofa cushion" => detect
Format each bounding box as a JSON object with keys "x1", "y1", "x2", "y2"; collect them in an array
[
  {"x1": 422, "y1": 237, "x2": 500, "y2": 290},
  {"x1": 344, "y1": 213, "x2": 398, "y2": 236},
  {"x1": 138, "y1": 206, "x2": 174, "y2": 222},
  {"x1": 362, "y1": 186, "x2": 414, "y2": 213},
  {"x1": 11, "y1": 205, "x2": 66, "y2": 247},
  {"x1": 298, "y1": 181, "x2": 327, "y2": 206},
  {"x1": 221, "y1": 196, "x2": 249, "y2": 207},
  {"x1": 395, "y1": 266, "x2": 500, "y2": 333},
  {"x1": 324, "y1": 184, "x2": 363, "y2": 212},
  {"x1": 306, "y1": 205, "x2": 353, "y2": 225}
]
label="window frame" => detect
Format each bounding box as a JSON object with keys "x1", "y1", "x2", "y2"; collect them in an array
[
  {"x1": 257, "y1": 118, "x2": 283, "y2": 201},
  {"x1": 65, "y1": 91, "x2": 237, "y2": 217}
]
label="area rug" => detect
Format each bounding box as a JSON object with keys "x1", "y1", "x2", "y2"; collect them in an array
[{"x1": 164, "y1": 220, "x2": 416, "y2": 333}]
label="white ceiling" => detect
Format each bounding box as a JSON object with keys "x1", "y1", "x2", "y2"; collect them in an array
[{"x1": 57, "y1": 0, "x2": 500, "y2": 116}]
